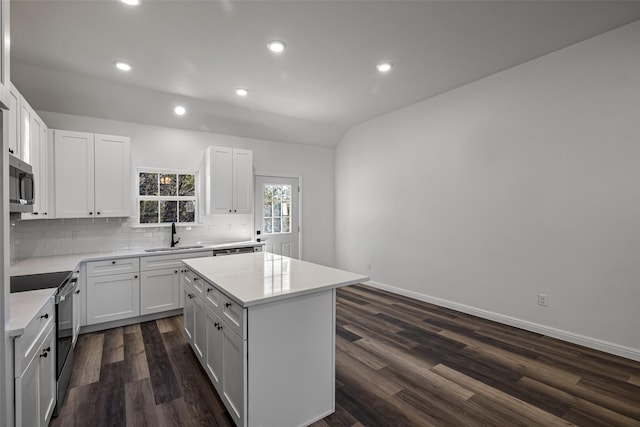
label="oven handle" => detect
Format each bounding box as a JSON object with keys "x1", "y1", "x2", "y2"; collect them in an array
[{"x1": 56, "y1": 278, "x2": 79, "y2": 303}]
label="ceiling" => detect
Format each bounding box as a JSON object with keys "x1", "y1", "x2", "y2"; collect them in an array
[{"x1": 11, "y1": 0, "x2": 640, "y2": 146}]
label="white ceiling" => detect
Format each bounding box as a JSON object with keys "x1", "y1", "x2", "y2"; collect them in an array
[{"x1": 11, "y1": 0, "x2": 640, "y2": 146}]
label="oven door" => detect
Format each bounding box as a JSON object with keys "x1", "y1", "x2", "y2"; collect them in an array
[{"x1": 56, "y1": 276, "x2": 78, "y2": 379}]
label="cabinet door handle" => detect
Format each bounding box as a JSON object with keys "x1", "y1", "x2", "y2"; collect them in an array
[
  {"x1": 217, "y1": 325, "x2": 223, "y2": 331},
  {"x1": 134, "y1": 275, "x2": 138, "y2": 279},
  {"x1": 193, "y1": 277, "x2": 198, "y2": 281},
  {"x1": 225, "y1": 302, "x2": 232, "y2": 308},
  {"x1": 40, "y1": 352, "x2": 48, "y2": 358},
  {"x1": 8, "y1": 148, "x2": 14, "y2": 154},
  {"x1": 175, "y1": 270, "x2": 178, "y2": 274},
  {"x1": 40, "y1": 313, "x2": 49, "y2": 319},
  {"x1": 112, "y1": 261, "x2": 116, "y2": 264},
  {"x1": 206, "y1": 288, "x2": 212, "y2": 293},
  {"x1": 75, "y1": 290, "x2": 81, "y2": 294},
  {"x1": 97, "y1": 212, "x2": 101, "y2": 215},
  {"x1": 32, "y1": 212, "x2": 39, "y2": 215},
  {"x1": 89, "y1": 212, "x2": 93, "y2": 215},
  {"x1": 188, "y1": 294, "x2": 194, "y2": 299},
  {"x1": 43, "y1": 347, "x2": 51, "y2": 352},
  {"x1": 214, "y1": 322, "x2": 219, "y2": 328},
  {"x1": 44, "y1": 212, "x2": 48, "y2": 215}
]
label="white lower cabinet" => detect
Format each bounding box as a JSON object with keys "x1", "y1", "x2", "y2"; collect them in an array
[
  {"x1": 15, "y1": 321, "x2": 56, "y2": 427},
  {"x1": 38, "y1": 326, "x2": 57, "y2": 425},
  {"x1": 86, "y1": 272, "x2": 140, "y2": 325},
  {"x1": 184, "y1": 270, "x2": 247, "y2": 427},
  {"x1": 140, "y1": 268, "x2": 180, "y2": 315},
  {"x1": 204, "y1": 306, "x2": 224, "y2": 389},
  {"x1": 221, "y1": 324, "x2": 246, "y2": 425}
]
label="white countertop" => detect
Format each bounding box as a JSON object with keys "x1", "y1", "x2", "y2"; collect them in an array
[
  {"x1": 183, "y1": 252, "x2": 369, "y2": 307},
  {"x1": 10, "y1": 241, "x2": 263, "y2": 276},
  {"x1": 9, "y1": 288, "x2": 56, "y2": 337}
]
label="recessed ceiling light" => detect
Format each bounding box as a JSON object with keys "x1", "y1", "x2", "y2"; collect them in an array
[
  {"x1": 267, "y1": 40, "x2": 286, "y2": 54},
  {"x1": 121, "y1": 0, "x2": 141, "y2": 5},
  {"x1": 235, "y1": 88, "x2": 249, "y2": 97},
  {"x1": 174, "y1": 106, "x2": 186, "y2": 116},
  {"x1": 114, "y1": 61, "x2": 132, "y2": 72},
  {"x1": 376, "y1": 62, "x2": 393, "y2": 73}
]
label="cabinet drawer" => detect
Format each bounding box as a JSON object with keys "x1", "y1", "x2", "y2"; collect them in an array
[
  {"x1": 14, "y1": 299, "x2": 55, "y2": 378},
  {"x1": 140, "y1": 251, "x2": 213, "y2": 271},
  {"x1": 87, "y1": 257, "x2": 139, "y2": 277},
  {"x1": 187, "y1": 270, "x2": 206, "y2": 297},
  {"x1": 220, "y1": 294, "x2": 246, "y2": 340},
  {"x1": 203, "y1": 282, "x2": 223, "y2": 313}
]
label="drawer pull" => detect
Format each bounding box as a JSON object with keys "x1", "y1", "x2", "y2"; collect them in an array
[
  {"x1": 112, "y1": 261, "x2": 116, "y2": 264},
  {"x1": 217, "y1": 325, "x2": 223, "y2": 331},
  {"x1": 134, "y1": 275, "x2": 138, "y2": 279},
  {"x1": 188, "y1": 294, "x2": 194, "y2": 299},
  {"x1": 40, "y1": 313, "x2": 49, "y2": 319},
  {"x1": 75, "y1": 290, "x2": 81, "y2": 294},
  {"x1": 40, "y1": 352, "x2": 48, "y2": 358},
  {"x1": 175, "y1": 270, "x2": 178, "y2": 274},
  {"x1": 206, "y1": 288, "x2": 212, "y2": 293},
  {"x1": 193, "y1": 277, "x2": 198, "y2": 281},
  {"x1": 225, "y1": 302, "x2": 232, "y2": 308},
  {"x1": 214, "y1": 322, "x2": 219, "y2": 328}
]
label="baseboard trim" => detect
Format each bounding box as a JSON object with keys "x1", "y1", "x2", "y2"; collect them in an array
[
  {"x1": 366, "y1": 281, "x2": 640, "y2": 363},
  {"x1": 79, "y1": 309, "x2": 183, "y2": 335}
]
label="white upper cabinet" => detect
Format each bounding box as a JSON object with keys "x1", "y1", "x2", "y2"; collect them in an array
[
  {"x1": 21, "y1": 114, "x2": 49, "y2": 219},
  {"x1": 7, "y1": 83, "x2": 19, "y2": 156},
  {"x1": 53, "y1": 130, "x2": 95, "y2": 218},
  {"x1": 94, "y1": 134, "x2": 131, "y2": 217},
  {"x1": 202, "y1": 146, "x2": 253, "y2": 215},
  {"x1": 53, "y1": 130, "x2": 131, "y2": 218},
  {"x1": 0, "y1": 0, "x2": 10, "y2": 110}
]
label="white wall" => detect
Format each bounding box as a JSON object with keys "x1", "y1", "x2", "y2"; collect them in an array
[
  {"x1": 336, "y1": 21, "x2": 640, "y2": 358},
  {"x1": 25, "y1": 112, "x2": 336, "y2": 266}
]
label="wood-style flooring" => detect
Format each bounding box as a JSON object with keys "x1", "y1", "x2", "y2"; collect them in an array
[{"x1": 51, "y1": 284, "x2": 640, "y2": 426}]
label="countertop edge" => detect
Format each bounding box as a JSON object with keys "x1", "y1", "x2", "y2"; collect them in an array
[
  {"x1": 11, "y1": 241, "x2": 265, "y2": 276},
  {"x1": 9, "y1": 289, "x2": 57, "y2": 337}
]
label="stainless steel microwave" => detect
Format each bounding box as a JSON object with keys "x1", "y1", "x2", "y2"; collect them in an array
[{"x1": 9, "y1": 154, "x2": 35, "y2": 213}]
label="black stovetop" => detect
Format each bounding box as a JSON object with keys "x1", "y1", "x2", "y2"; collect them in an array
[{"x1": 10, "y1": 271, "x2": 72, "y2": 293}]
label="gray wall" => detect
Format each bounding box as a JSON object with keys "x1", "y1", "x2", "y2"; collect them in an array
[{"x1": 335, "y1": 21, "x2": 640, "y2": 358}]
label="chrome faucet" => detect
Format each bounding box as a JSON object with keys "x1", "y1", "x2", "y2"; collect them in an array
[{"x1": 171, "y1": 222, "x2": 180, "y2": 247}]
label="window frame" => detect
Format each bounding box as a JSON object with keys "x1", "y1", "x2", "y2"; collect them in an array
[{"x1": 136, "y1": 167, "x2": 199, "y2": 227}]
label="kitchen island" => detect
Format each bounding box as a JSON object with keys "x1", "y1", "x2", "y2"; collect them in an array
[{"x1": 182, "y1": 252, "x2": 368, "y2": 427}]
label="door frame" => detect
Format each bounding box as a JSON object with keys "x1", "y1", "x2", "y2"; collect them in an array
[{"x1": 254, "y1": 173, "x2": 303, "y2": 260}]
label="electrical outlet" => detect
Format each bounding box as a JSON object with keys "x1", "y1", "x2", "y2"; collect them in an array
[
  {"x1": 538, "y1": 293, "x2": 548, "y2": 307},
  {"x1": 367, "y1": 261, "x2": 372, "y2": 270}
]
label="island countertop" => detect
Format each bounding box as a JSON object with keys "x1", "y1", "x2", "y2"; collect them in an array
[{"x1": 183, "y1": 252, "x2": 369, "y2": 307}]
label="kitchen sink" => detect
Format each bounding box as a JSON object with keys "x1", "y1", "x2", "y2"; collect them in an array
[{"x1": 144, "y1": 245, "x2": 205, "y2": 252}]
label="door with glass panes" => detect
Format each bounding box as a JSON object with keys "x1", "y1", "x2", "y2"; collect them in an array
[{"x1": 254, "y1": 176, "x2": 300, "y2": 258}]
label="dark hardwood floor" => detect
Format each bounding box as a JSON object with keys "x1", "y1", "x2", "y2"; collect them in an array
[{"x1": 51, "y1": 284, "x2": 640, "y2": 426}]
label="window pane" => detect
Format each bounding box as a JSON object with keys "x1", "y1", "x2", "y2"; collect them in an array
[
  {"x1": 139, "y1": 173, "x2": 158, "y2": 196},
  {"x1": 283, "y1": 216, "x2": 290, "y2": 232},
  {"x1": 160, "y1": 200, "x2": 177, "y2": 223},
  {"x1": 264, "y1": 218, "x2": 272, "y2": 233},
  {"x1": 282, "y1": 202, "x2": 289, "y2": 216},
  {"x1": 179, "y1": 200, "x2": 195, "y2": 223},
  {"x1": 139, "y1": 200, "x2": 158, "y2": 223},
  {"x1": 159, "y1": 174, "x2": 177, "y2": 196},
  {"x1": 178, "y1": 174, "x2": 195, "y2": 196},
  {"x1": 274, "y1": 201, "x2": 281, "y2": 217},
  {"x1": 263, "y1": 201, "x2": 272, "y2": 218},
  {"x1": 274, "y1": 218, "x2": 281, "y2": 233}
]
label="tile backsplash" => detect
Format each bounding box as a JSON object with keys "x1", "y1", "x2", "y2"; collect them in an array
[{"x1": 10, "y1": 215, "x2": 254, "y2": 261}]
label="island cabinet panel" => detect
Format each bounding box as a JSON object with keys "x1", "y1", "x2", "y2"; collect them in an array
[
  {"x1": 247, "y1": 290, "x2": 335, "y2": 427},
  {"x1": 222, "y1": 326, "x2": 246, "y2": 427},
  {"x1": 183, "y1": 284, "x2": 195, "y2": 343}
]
